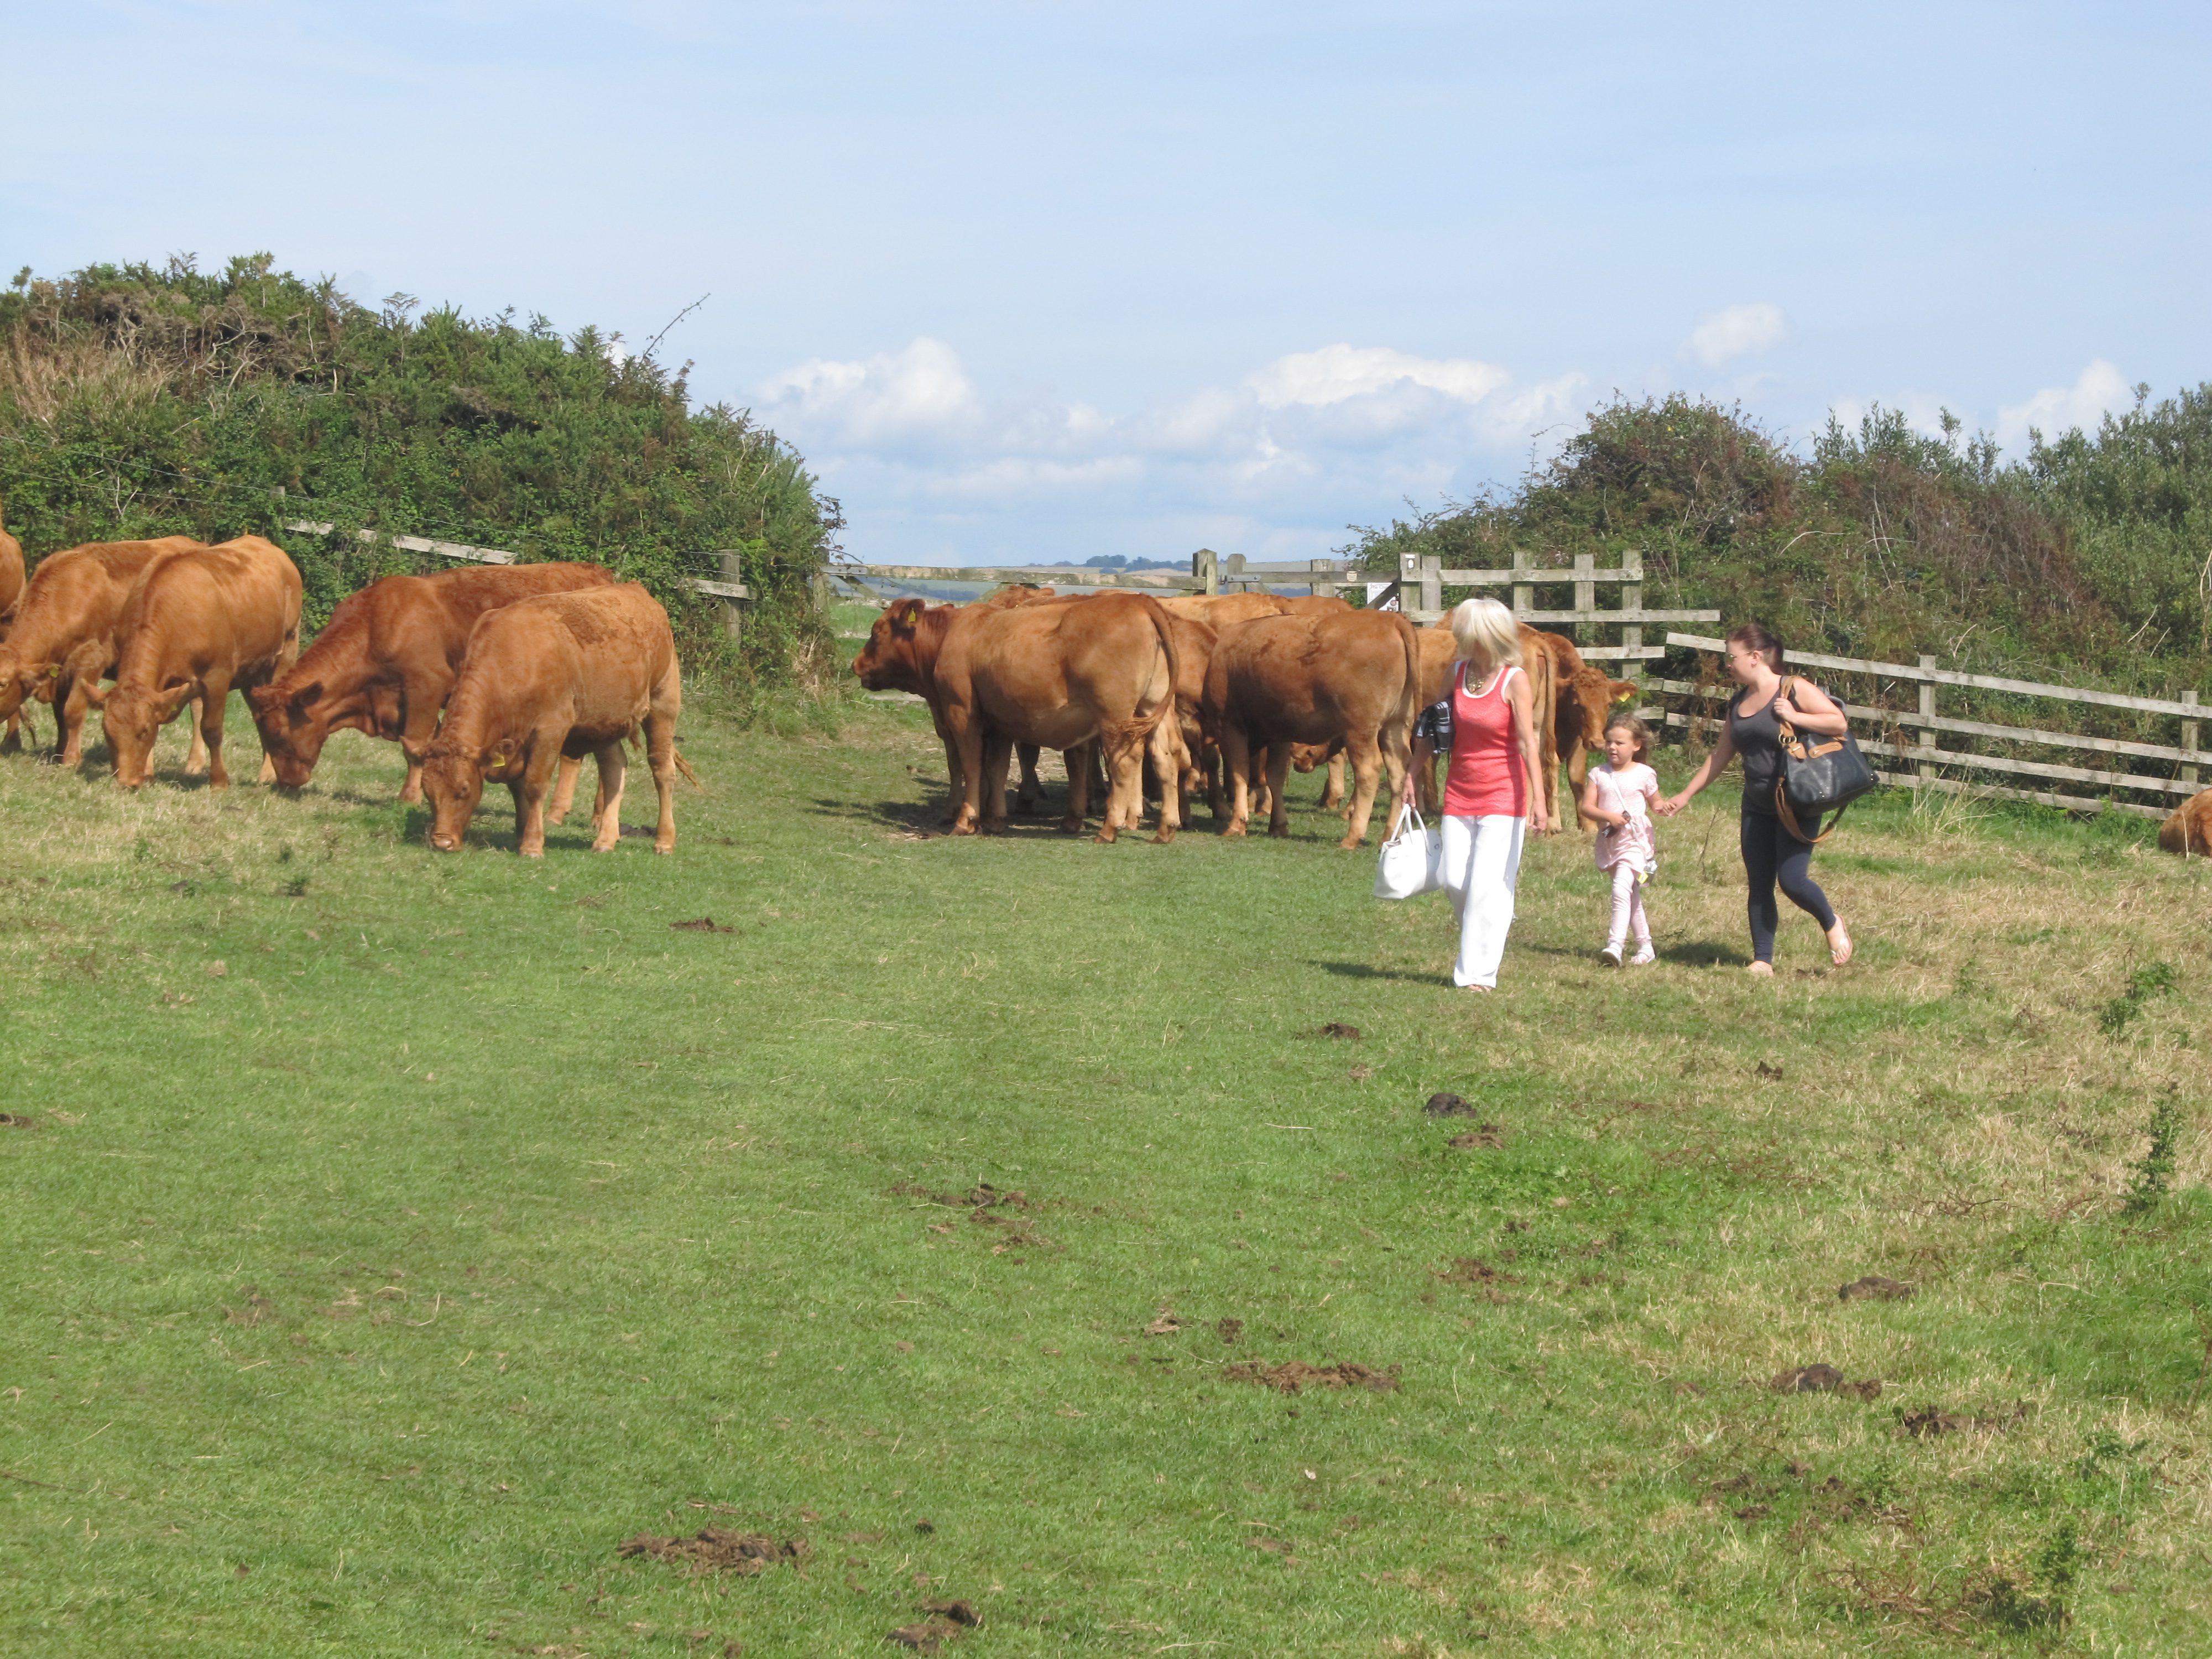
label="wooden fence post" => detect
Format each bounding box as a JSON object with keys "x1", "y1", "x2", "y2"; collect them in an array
[
  {"x1": 1311, "y1": 559, "x2": 1337, "y2": 600},
  {"x1": 1572, "y1": 553, "x2": 1593, "y2": 646},
  {"x1": 1420, "y1": 555, "x2": 1443, "y2": 618},
  {"x1": 811, "y1": 567, "x2": 832, "y2": 617},
  {"x1": 718, "y1": 551, "x2": 745, "y2": 644},
  {"x1": 1511, "y1": 546, "x2": 1533, "y2": 618},
  {"x1": 1621, "y1": 548, "x2": 1645, "y2": 691},
  {"x1": 2183, "y1": 688, "x2": 2200, "y2": 787},
  {"x1": 1917, "y1": 655, "x2": 1938, "y2": 787},
  {"x1": 1224, "y1": 552, "x2": 1248, "y2": 592},
  {"x1": 1192, "y1": 547, "x2": 1219, "y2": 596}
]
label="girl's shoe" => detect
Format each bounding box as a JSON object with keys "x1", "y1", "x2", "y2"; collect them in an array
[
  {"x1": 1600, "y1": 944, "x2": 1624, "y2": 967},
  {"x1": 1628, "y1": 946, "x2": 1655, "y2": 967}
]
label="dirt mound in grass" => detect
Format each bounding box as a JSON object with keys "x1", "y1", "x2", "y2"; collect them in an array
[
  {"x1": 1223, "y1": 1360, "x2": 1399, "y2": 1395},
  {"x1": 618, "y1": 1529, "x2": 807, "y2": 1575},
  {"x1": 886, "y1": 1181, "x2": 1031, "y2": 1211},
  {"x1": 1771, "y1": 1363, "x2": 1882, "y2": 1401},
  {"x1": 1839, "y1": 1275, "x2": 1914, "y2": 1301}
]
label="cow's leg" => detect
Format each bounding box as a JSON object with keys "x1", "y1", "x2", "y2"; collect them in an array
[
  {"x1": 1221, "y1": 724, "x2": 1253, "y2": 837},
  {"x1": 946, "y1": 705, "x2": 986, "y2": 836},
  {"x1": 1249, "y1": 745, "x2": 1274, "y2": 821},
  {"x1": 517, "y1": 740, "x2": 566, "y2": 858},
  {"x1": 935, "y1": 718, "x2": 965, "y2": 825},
  {"x1": 1013, "y1": 743, "x2": 1043, "y2": 814},
  {"x1": 1320, "y1": 750, "x2": 1347, "y2": 811},
  {"x1": 546, "y1": 754, "x2": 585, "y2": 826},
  {"x1": 1205, "y1": 743, "x2": 1228, "y2": 820},
  {"x1": 183, "y1": 693, "x2": 211, "y2": 777},
  {"x1": 1146, "y1": 719, "x2": 1182, "y2": 844},
  {"x1": 1567, "y1": 743, "x2": 1592, "y2": 833},
  {"x1": 644, "y1": 707, "x2": 679, "y2": 855},
  {"x1": 1337, "y1": 731, "x2": 1386, "y2": 851},
  {"x1": 1265, "y1": 744, "x2": 1295, "y2": 838},
  {"x1": 1060, "y1": 741, "x2": 1090, "y2": 834},
  {"x1": 589, "y1": 744, "x2": 629, "y2": 852},
  {"x1": 0, "y1": 708, "x2": 18, "y2": 755},
  {"x1": 980, "y1": 733, "x2": 1014, "y2": 834},
  {"x1": 196, "y1": 683, "x2": 230, "y2": 789},
  {"x1": 55, "y1": 672, "x2": 86, "y2": 764},
  {"x1": 1095, "y1": 726, "x2": 1143, "y2": 844}
]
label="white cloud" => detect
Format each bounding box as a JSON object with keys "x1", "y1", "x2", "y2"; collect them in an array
[
  {"x1": 755, "y1": 336, "x2": 1588, "y2": 562},
  {"x1": 1685, "y1": 302, "x2": 1787, "y2": 367},
  {"x1": 1996, "y1": 359, "x2": 2134, "y2": 450},
  {"x1": 757, "y1": 336, "x2": 982, "y2": 445},
  {"x1": 1247, "y1": 343, "x2": 1511, "y2": 409}
]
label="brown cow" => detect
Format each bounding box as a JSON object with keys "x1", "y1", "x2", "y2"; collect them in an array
[
  {"x1": 931, "y1": 591, "x2": 1182, "y2": 841},
  {"x1": 422, "y1": 583, "x2": 687, "y2": 857},
  {"x1": 0, "y1": 537, "x2": 208, "y2": 765},
  {"x1": 1275, "y1": 593, "x2": 1355, "y2": 617},
  {"x1": 1553, "y1": 664, "x2": 1642, "y2": 824},
  {"x1": 247, "y1": 561, "x2": 613, "y2": 801},
  {"x1": 0, "y1": 502, "x2": 24, "y2": 750},
  {"x1": 1159, "y1": 592, "x2": 1286, "y2": 627},
  {"x1": 1201, "y1": 609, "x2": 1420, "y2": 848},
  {"x1": 2161, "y1": 788, "x2": 2212, "y2": 856},
  {"x1": 101, "y1": 538, "x2": 302, "y2": 788}
]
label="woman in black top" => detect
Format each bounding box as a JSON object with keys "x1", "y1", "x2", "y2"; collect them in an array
[{"x1": 1656, "y1": 623, "x2": 1854, "y2": 973}]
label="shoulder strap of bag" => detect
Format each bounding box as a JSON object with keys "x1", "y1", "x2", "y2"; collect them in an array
[{"x1": 1775, "y1": 781, "x2": 1848, "y2": 846}]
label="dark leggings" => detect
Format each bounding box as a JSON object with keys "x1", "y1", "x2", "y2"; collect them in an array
[{"x1": 1740, "y1": 809, "x2": 1836, "y2": 963}]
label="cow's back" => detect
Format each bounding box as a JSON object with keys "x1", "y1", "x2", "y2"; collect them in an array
[
  {"x1": 118, "y1": 538, "x2": 300, "y2": 672},
  {"x1": 461, "y1": 582, "x2": 674, "y2": 742}
]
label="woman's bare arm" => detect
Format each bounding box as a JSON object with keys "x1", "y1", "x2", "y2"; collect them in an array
[
  {"x1": 1508, "y1": 671, "x2": 1548, "y2": 833},
  {"x1": 1657, "y1": 719, "x2": 1735, "y2": 817},
  {"x1": 1773, "y1": 678, "x2": 1848, "y2": 737}
]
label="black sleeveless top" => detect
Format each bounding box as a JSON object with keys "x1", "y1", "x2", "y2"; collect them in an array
[{"x1": 1730, "y1": 686, "x2": 1786, "y2": 816}]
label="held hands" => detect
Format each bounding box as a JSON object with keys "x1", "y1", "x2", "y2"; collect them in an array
[{"x1": 1654, "y1": 794, "x2": 1686, "y2": 818}]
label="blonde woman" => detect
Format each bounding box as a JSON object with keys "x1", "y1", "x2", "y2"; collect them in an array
[{"x1": 1400, "y1": 598, "x2": 1549, "y2": 990}]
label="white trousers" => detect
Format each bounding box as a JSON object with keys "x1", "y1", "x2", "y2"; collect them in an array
[{"x1": 1440, "y1": 813, "x2": 1525, "y2": 988}]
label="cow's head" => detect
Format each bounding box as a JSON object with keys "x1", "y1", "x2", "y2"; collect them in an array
[
  {"x1": 419, "y1": 738, "x2": 513, "y2": 851},
  {"x1": 102, "y1": 676, "x2": 196, "y2": 787},
  {"x1": 0, "y1": 656, "x2": 29, "y2": 721},
  {"x1": 1287, "y1": 741, "x2": 1337, "y2": 774},
  {"x1": 851, "y1": 599, "x2": 929, "y2": 693},
  {"x1": 1564, "y1": 669, "x2": 1641, "y2": 750},
  {"x1": 246, "y1": 681, "x2": 326, "y2": 789}
]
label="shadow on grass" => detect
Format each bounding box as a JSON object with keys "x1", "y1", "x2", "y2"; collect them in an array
[
  {"x1": 1662, "y1": 940, "x2": 1752, "y2": 967},
  {"x1": 1308, "y1": 958, "x2": 1454, "y2": 986}
]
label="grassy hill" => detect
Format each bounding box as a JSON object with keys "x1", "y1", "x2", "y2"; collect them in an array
[{"x1": 0, "y1": 255, "x2": 843, "y2": 708}]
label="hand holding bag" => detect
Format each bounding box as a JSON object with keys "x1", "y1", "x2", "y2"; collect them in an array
[
  {"x1": 1775, "y1": 677, "x2": 1878, "y2": 845},
  {"x1": 1374, "y1": 802, "x2": 1444, "y2": 899}
]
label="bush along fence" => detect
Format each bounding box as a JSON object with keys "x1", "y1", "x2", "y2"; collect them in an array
[{"x1": 1654, "y1": 633, "x2": 2204, "y2": 820}]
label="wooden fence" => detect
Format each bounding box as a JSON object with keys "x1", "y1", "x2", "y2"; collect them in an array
[
  {"x1": 280, "y1": 521, "x2": 752, "y2": 638},
  {"x1": 817, "y1": 547, "x2": 1370, "y2": 605},
  {"x1": 1653, "y1": 633, "x2": 2205, "y2": 819}
]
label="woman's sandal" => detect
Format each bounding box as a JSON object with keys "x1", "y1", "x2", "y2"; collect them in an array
[{"x1": 1828, "y1": 919, "x2": 1854, "y2": 967}]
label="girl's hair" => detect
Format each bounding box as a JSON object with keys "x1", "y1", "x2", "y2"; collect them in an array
[
  {"x1": 1449, "y1": 597, "x2": 1522, "y2": 673},
  {"x1": 1725, "y1": 622, "x2": 1783, "y2": 671},
  {"x1": 1604, "y1": 711, "x2": 1653, "y2": 763}
]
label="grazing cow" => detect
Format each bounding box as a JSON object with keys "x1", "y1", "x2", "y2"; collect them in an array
[
  {"x1": 2161, "y1": 789, "x2": 2212, "y2": 856},
  {"x1": 1201, "y1": 609, "x2": 1420, "y2": 849},
  {"x1": 247, "y1": 561, "x2": 612, "y2": 801},
  {"x1": 101, "y1": 538, "x2": 302, "y2": 788},
  {"x1": 421, "y1": 583, "x2": 688, "y2": 857},
  {"x1": 931, "y1": 591, "x2": 1182, "y2": 841},
  {"x1": 0, "y1": 537, "x2": 208, "y2": 765}
]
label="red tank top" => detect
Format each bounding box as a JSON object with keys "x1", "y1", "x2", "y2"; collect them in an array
[{"x1": 1444, "y1": 661, "x2": 1526, "y2": 818}]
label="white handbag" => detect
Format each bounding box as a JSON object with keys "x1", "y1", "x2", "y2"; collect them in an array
[{"x1": 1373, "y1": 804, "x2": 1443, "y2": 900}]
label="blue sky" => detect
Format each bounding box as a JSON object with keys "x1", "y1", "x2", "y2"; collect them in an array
[{"x1": 8, "y1": 2, "x2": 2207, "y2": 564}]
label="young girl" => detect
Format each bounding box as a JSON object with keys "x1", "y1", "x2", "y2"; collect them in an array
[{"x1": 1579, "y1": 713, "x2": 1660, "y2": 966}]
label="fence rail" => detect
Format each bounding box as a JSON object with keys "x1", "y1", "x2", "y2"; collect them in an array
[
  {"x1": 280, "y1": 520, "x2": 753, "y2": 639},
  {"x1": 1657, "y1": 635, "x2": 2205, "y2": 820},
  {"x1": 1392, "y1": 550, "x2": 1719, "y2": 679}
]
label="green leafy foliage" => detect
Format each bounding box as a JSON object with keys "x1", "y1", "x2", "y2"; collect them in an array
[
  {"x1": 1345, "y1": 392, "x2": 2212, "y2": 697},
  {"x1": 2122, "y1": 1095, "x2": 2186, "y2": 1212},
  {"x1": 0, "y1": 254, "x2": 842, "y2": 707}
]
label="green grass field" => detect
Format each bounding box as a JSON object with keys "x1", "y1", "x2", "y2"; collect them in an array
[{"x1": 3, "y1": 694, "x2": 2207, "y2": 1657}]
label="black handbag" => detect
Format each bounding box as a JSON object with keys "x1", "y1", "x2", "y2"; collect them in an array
[{"x1": 1774, "y1": 677, "x2": 1878, "y2": 845}]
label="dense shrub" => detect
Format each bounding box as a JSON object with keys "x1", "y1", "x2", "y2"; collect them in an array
[{"x1": 0, "y1": 254, "x2": 842, "y2": 714}]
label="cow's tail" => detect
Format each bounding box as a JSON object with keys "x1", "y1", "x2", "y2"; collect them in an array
[
  {"x1": 1145, "y1": 596, "x2": 1180, "y2": 734},
  {"x1": 1391, "y1": 612, "x2": 1422, "y2": 745},
  {"x1": 674, "y1": 747, "x2": 701, "y2": 787}
]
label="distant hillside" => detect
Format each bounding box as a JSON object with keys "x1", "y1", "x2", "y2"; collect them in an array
[
  {"x1": 1346, "y1": 393, "x2": 2212, "y2": 696},
  {"x1": 0, "y1": 254, "x2": 843, "y2": 697}
]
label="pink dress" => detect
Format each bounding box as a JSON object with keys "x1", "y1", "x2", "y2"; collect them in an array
[{"x1": 1589, "y1": 761, "x2": 1658, "y2": 875}]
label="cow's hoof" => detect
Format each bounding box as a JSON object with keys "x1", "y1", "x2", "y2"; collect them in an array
[
  {"x1": 1223, "y1": 821, "x2": 1247, "y2": 838},
  {"x1": 521, "y1": 848, "x2": 546, "y2": 859},
  {"x1": 1336, "y1": 835, "x2": 1367, "y2": 851},
  {"x1": 1093, "y1": 827, "x2": 1119, "y2": 844},
  {"x1": 1152, "y1": 828, "x2": 1177, "y2": 844},
  {"x1": 1058, "y1": 817, "x2": 1084, "y2": 834},
  {"x1": 654, "y1": 841, "x2": 674, "y2": 855},
  {"x1": 1268, "y1": 823, "x2": 1290, "y2": 839}
]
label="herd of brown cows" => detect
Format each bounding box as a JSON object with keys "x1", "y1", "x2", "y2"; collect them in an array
[
  {"x1": 0, "y1": 524, "x2": 690, "y2": 856},
  {"x1": 852, "y1": 584, "x2": 1642, "y2": 847}
]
